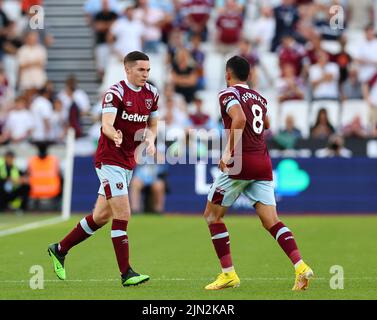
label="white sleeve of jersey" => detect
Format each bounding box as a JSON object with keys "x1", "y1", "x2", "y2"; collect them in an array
[
  {"x1": 102, "y1": 107, "x2": 117, "y2": 114},
  {"x1": 219, "y1": 88, "x2": 241, "y2": 114},
  {"x1": 226, "y1": 99, "x2": 241, "y2": 114},
  {"x1": 150, "y1": 110, "x2": 159, "y2": 118}
]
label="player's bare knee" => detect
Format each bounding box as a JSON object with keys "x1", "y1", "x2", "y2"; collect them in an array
[
  {"x1": 113, "y1": 212, "x2": 131, "y2": 221},
  {"x1": 204, "y1": 208, "x2": 215, "y2": 224},
  {"x1": 95, "y1": 209, "x2": 112, "y2": 226},
  {"x1": 101, "y1": 210, "x2": 113, "y2": 223},
  {"x1": 203, "y1": 208, "x2": 211, "y2": 223},
  {"x1": 204, "y1": 210, "x2": 222, "y2": 225},
  {"x1": 112, "y1": 207, "x2": 131, "y2": 221},
  {"x1": 108, "y1": 196, "x2": 131, "y2": 220},
  {"x1": 260, "y1": 217, "x2": 280, "y2": 230}
]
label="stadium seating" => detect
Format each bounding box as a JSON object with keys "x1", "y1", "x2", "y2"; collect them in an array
[
  {"x1": 148, "y1": 52, "x2": 167, "y2": 90},
  {"x1": 309, "y1": 100, "x2": 341, "y2": 128},
  {"x1": 101, "y1": 56, "x2": 125, "y2": 92},
  {"x1": 280, "y1": 100, "x2": 310, "y2": 138},
  {"x1": 262, "y1": 92, "x2": 279, "y2": 134},
  {"x1": 340, "y1": 99, "x2": 370, "y2": 129},
  {"x1": 45, "y1": 0, "x2": 98, "y2": 104},
  {"x1": 196, "y1": 90, "x2": 220, "y2": 120},
  {"x1": 204, "y1": 51, "x2": 225, "y2": 91}
]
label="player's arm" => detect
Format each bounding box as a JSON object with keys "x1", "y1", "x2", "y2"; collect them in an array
[
  {"x1": 144, "y1": 116, "x2": 158, "y2": 155},
  {"x1": 220, "y1": 103, "x2": 246, "y2": 172},
  {"x1": 102, "y1": 112, "x2": 122, "y2": 147},
  {"x1": 144, "y1": 90, "x2": 160, "y2": 155},
  {"x1": 146, "y1": 116, "x2": 158, "y2": 142}
]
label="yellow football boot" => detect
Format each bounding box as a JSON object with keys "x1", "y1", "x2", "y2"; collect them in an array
[
  {"x1": 205, "y1": 271, "x2": 240, "y2": 290},
  {"x1": 292, "y1": 261, "x2": 314, "y2": 291}
]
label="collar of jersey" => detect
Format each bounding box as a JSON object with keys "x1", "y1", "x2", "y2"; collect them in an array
[
  {"x1": 125, "y1": 79, "x2": 142, "y2": 92},
  {"x1": 234, "y1": 84, "x2": 249, "y2": 89}
]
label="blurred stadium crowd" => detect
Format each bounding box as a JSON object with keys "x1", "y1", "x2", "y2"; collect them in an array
[
  {"x1": 1, "y1": 0, "x2": 377, "y2": 212},
  {"x1": 0, "y1": 0, "x2": 377, "y2": 148}
]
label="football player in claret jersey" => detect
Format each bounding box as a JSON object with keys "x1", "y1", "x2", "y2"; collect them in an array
[
  {"x1": 204, "y1": 56, "x2": 313, "y2": 291},
  {"x1": 48, "y1": 51, "x2": 159, "y2": 287}
]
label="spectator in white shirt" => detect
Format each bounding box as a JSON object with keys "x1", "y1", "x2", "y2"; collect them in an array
[
  {"x1": 348, "y1": 0, "x2": 374, "y2": 30},
  {"x1": 57, "y1": 75, "x2": 91, "y2": 122},
  {"x1": 17, "y1": 31, "x2": 47, "y2": 91},
  {"x1": 134, "y1": 0, "x2": 165, "y2": 53},
  {"x1": 250, "y1": 6, "x2": 275, "y2": 52},
  {"x1": 108, "y1": 6, "x2": 144, "y2": 60},
  {"x1": 354, "y1": 25, "x2": 377, "y2": 83},
  {"x1": 362, "y1": 72, "x2": 377, "y2": 137},
  {"x1": 0, "y1": 95, "x2": 34, "y2": 144},
  {"x1": 50, "y1": 98, "x2": 67, "y2": 143},
  {"x1": 101, "y1": 6, "x2": 145, "y2": 89},
  {"x1": 30, "y1": 87, "x2": 54, "y2": 142},
  {"x1": 309, "y1": 50, "x2": 340, "y2": 100}
]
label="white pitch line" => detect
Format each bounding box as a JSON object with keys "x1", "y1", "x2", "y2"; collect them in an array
[
  {"x1": 0, "y1": 278, "x2": 320, "y2": 283},
  {"x1": 1, "y1": 277, "x2": 377, "y2": 284},
  {"x1": 0, "y1": 217, "x2": 67, "y2": 237}
]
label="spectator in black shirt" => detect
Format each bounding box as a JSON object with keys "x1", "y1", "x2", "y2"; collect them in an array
[
  {"x1": 171, "y1": 48, "x2": 198, "y2": 104},
  {"x1": 271, "y1": 0, "x2": 299, "y2": 52},
  {"x1": 2, "y1": 21, "x2": 22, "y2": 92},
  {"x1": 0, "y1": 1, "x2": 11, "y2": 62},
  {"x1": 93, "y1": 0, "x2": 118, "y2": 80}
]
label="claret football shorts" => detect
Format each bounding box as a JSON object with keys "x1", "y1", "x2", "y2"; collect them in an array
[
  {"x1": 96, "y1": 164, "x2": 133, "y2": 199},
  {"x1": 208, "y1": 172, "x2": 276, "y2": 207}
]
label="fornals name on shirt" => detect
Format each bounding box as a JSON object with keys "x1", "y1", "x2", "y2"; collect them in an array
[
  {"x1": 241, "y1": 92, "x2": 266, "y2": 106},
  {"x1": 121, "y1": 111, "x2": 149, "y2": 122}
]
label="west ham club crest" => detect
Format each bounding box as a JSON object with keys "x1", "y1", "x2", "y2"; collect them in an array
[{"x1": 145, "y1": 99, "x2": 153, "y2": 109}]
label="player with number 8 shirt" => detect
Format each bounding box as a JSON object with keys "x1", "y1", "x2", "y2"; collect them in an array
[{"x1": 204, "y1": 56, "x2": 313, "y2": 291}]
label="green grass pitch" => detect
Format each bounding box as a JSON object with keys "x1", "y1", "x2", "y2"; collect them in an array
[{"x1": 1, "y1": 214, "x2": 376, "y2": 300}]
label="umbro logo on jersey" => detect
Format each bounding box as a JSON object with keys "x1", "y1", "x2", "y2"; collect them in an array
[
  {"x1": 121, "y1": 111, "x2": 149, "y2": 122},
  {"x1": 126, "y1": 101, "x2": 133, "y2": 107}
]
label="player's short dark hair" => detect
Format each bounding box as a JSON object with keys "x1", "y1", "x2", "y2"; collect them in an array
[
  {"x1": 124, "y1": 51, "x2": 149, "y2": 66},
  {"x1": 226, "y1": 56, "x2": 250, "y2": 82}
]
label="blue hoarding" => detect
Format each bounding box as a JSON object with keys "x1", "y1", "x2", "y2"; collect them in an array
[{"x1": 72, "y1": 157, "x2": 377, "y2": 213}]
